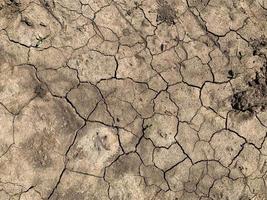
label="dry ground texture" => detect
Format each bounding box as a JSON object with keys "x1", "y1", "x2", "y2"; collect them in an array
[{"x1": 0, "y1": 0, "x2": 267, "y2": 199}]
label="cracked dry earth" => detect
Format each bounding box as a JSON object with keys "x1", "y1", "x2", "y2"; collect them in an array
[{"x1": 0, "y1": 0, "x2": 267, "y2": 200}]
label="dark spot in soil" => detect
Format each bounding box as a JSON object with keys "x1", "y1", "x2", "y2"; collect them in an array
[
  {"x1": 238, "y1": 51, "x2": 242, "y2": 60},
  {"x1": 40, "y1": 22, "x2": 46, "y2": 27},
  {"x1": 134, "y1": 54, "x2": 145, "y2": 62},
  {"x1": 126, "y1": 10, "x2": 131, "y2": 15},
  {"x1": 160, "y1": 43, "x2": 164, "y2": 51},
  {"x1": 32, "y1": 146, "x2": 52, "y2": 168},
  {"x1": 231, "y1": 61, "x2": 267, "y2": 113},
  {"x1": 25, "y1": 136, "x2": 53, "y2": 168},
  {"x1": 156, "y1": 0, "x2": 176, "y2": 25},
  {"x1": 231, "y1": 91, "x2": 247, "y2": 111},
  {"x1": 253, "y1": 50, "x2": 257, "y2": 56},
  {"x1": 34, "y1": 84, "x2": 46, "y2": 98},
  {"x1": 250, "y1": 35, "x2": 267, "y2": 57},
  {"x1": 21, "y1": 17, "x2": 33, "y2": 26},
  {"x1": 94, "y1": 132, "x2": 110, "y2": 151},
  {"x1": 9, "y1": 0, "x2": 20, "y2": 6},
  {"x1": 122, "y1": 28, "x2": 130, "y2": 36},
  {"x1": 227, "y1": 70, "x2": 234, "y2": 79},
  {"x1": 43, "y1": 0, "x2": 55, "y2": 8}
]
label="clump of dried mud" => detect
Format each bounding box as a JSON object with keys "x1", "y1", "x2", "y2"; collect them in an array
[
  {"x1": 156, "y1": 0, "x2": 176, "y2": 25},
  {"x1": 34, "y1": 84, "x2": 47, "y2": 98},
  {"x1": 250, "y1": 35, "x2": 267, "y2": 57},
  {"x1": 232, "y1": 36, "x2": 267, "y2": 113}
]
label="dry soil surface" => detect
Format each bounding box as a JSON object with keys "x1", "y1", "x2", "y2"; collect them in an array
[{"x1": 0, "y1": 0, "x2": 267, "y2": 199}]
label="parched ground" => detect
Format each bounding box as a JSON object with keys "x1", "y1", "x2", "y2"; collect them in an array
[{"x1": 0, "y1": 0, "x2": 267, "y2": 199}]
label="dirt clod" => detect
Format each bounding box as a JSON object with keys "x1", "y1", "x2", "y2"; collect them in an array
[
  {"x1": 156, "y1": 0, "x2": 176, "y2": 25},
  {"x1": 34, "y1": 84, "x2": 47, "y2": 98},
  {"x1": 232, "y1": 61, "x2": 267, "y2": 113}
]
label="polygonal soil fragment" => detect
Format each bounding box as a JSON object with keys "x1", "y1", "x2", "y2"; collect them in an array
[
  {"x1": 181, "y1": 57, "x2": 213, "y2": 87},
  {"x1": 210, "y1": 177, "x2": 252, "y2": 200},
  {"x1": 105, "y1": 153, "x2": 159, "y2": 199},
  {"x1": 37, "y1": 67, "x2": 79, "y2": 97},
  {"x1": 140, "y1": 164, "x2": 168, "y2": 190},
  {"x1": 151, "y1": 49, "x2": 182, "y2": 85},
  {"x1": 0, "y1": 32, "x2": 29, "y2": 66},
  {"x1": 183, "y1": 162, "x2": 209, "y2": 193},
  {"x1": 97, "y1": 79, "x2": 155, "y2": 125},
  {"x1": 176, "y1": 122, "x2": 198, "y2": 153},
  {"x1": 177, "y1": 122, "x2": 214, "y2": 162},
  {"x1": 2, "y1": 96, "x2": 84, "y2": 196},
  {"x1": 153, "y1": 143, "x2": 186, "y2": 171},
  {"x1": 190, "y1": 107, "x2": 225, "y2": 141},
  {"x1": 247, "y1": 178, "x2": 267, "y2": 200},
  {"x1": 136, "y1": 138, "x2": 154, "y2": 166},
  {"x1": 51, "y1": 9, "x2": 95, "y2": 48},
  {"x1": 88, "y1": 101, "x2": 114, "y2": 125},
  {"x1": 0, "y1": 65, "x2": 39, "y2": 114},
  {"x1": 208, "y1": 48, "x2": 231, "y2": 82},
  {"x1": 218, "y1": 31, "x2": 251, "y2": 58},
  {"x1": 87, "y1": 25, "x2": 119, "y2": 55},
  {"x1": 183, "y1": 37, "x2": 214, "y2": 64},
  {"x1": 105, "y1": 153, "x2": 141, "y2": 181},
  {"x1": 201, "y1": 82, "x2": 233, "y2": 117},
  {"x1": 229, "y1": 144, "x2": 261, "y2": 178},
  {"x1": 117, "y1": 49, "x2": 166, "y2": 91},
  {"x1": 6, "y1": 2, "x2": 60, "y2": 47},
  {"x1": 68, "y1": 49, "x2": 117, "y2": 84},
  {"x1": 117, "y1": 118, "x2": 143, "y2": 153},
  {"x1": 210, "y1": 130, "x2": 245, "y2": 166},
  {"x1": 19, "y1": 189, "x2": 43, "y2": 200},
  {"x1": 94, "y1": 4, "x2": 143, "y2": 46},
  {"x1": 49, "y1": 170, "x2": 109, "y2": 200},
  {"x1": 169, "y1": 83, "x2": 201, "y2": 121},
  {"x1": 257, "y1": 111, "x2": 267, "y2": 127},
  {"x1": 201, "y1": 0, "x2": 247, "y2": 35},
  {"x1": 227, "y1": 111, "x2": 267, "y2": 148},
  {"x1": 0, "y1": 181, "x2": 28, "y2": 200},
  {"x1": 67, "y1": 83, "x2": 102, "y2": 119},
  {"x1": 153, "y1": 91, "x2": 178, "y2": 116},
  {"x1": 144, "y1": 114, "x2": 178, "y2": 147},
  {"x1": 165, "y1": 158, "x2": 192, "y2": 191},
  {"x1": 29, "y1": 47, "x2": 72, "y2": 70},
  {"x1": 147, "y1": 23, "x2": 181, "y2": 55},
  {"x1": 67, "y1": 122, "x2": 122, "y2": 176},
  {"x1": 186, "y1": 161, "x2": 228, "y2": 197},
  {"x1": 108, "y1": 174, "x2": 159, "y2": 200}
]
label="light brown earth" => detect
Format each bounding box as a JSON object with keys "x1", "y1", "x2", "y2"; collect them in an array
[{"x1": 0, "y1": 0, "x2": 267, "y2": 199}]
